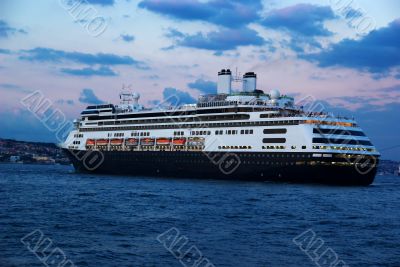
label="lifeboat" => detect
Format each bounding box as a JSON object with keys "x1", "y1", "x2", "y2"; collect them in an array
[
  {"x1": 156, "y1": 138, "x2": 171, "y2": 145},
  {"x1": 173, "y1": 138, "x2": 186, "y2": 146},
  {"x1": 110, "y1": 139, "x2": 123, "y2": 145},
  {"x1": 187, "y1": 137, "x2": 205, "y2": 146},
  {"x1": 96, "y1": 139, "x2": 109, "y2": 146},
  {"x1": 86, "y1": 139, "x2": 95, "y2": 146},
  {"x1": 125, "y1": 138, "x2": 139, "y2": 146},
  {"x1": 140, "y1": 138, "x2": 155, "y2": 146}
]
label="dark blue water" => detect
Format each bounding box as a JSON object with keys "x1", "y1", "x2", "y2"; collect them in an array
[{"x1": 1, "y1": 163, "x2": 399, "y2": 266}]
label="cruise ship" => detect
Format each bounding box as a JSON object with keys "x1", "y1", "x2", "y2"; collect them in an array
[{"x1": 61, "y1": 69, "x2": 380, "y2": 185}]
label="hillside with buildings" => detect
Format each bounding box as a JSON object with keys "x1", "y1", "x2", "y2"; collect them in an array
[{"x1": 0, "y1": 139, "x2": 70, "y2": 165}]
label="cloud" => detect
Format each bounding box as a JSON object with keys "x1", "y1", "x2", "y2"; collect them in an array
[
  {"x1": 261, "y1": 4, "x2": 336, "y2": 37},
  {"x1": 145, "y1": 74, "x2": 160, "y2": 80},
  {"x1": 326, "y1": 95, "x2": 379, "y2": 110},
  {"x1": 0, "y1": 83, "x2": 32, "y2": 93},
  {"x1": 342, "y1": 7, "x2": 364, "y2": 20},
  {"x1": 60, "y1": 66, "x2": 117, "y2": 76},
  {"x1": 169, "y1": 64, "x2": 199, "y2": 69},
  {"x1": 19, "y1": 47, "x2": 148, "y2": 69},
  {"x1": 56, "y1": 99, "x2": 75, "y2": 105},
  {"x1": 138, "y1": 0, "x2": 262, "y2": 28},
  {"x1": 79, "y1": 88, "x2": 104, "y2": 105},
  {"x1": 162, "y1": 87, "x2": 196, "y2": 106},
  {"x1": 120, "y1": 34, "x2": 135, "y2": 42},
  {"x1": 161, "y1": 45, "x2": 175, "y2": 51},
  {"x1": 0, "y1": 83, "x2": 20, "y2": 89},
  {"x1": 188, "y1": 79, "x2": 217, "y2": 94},
  {"x1": 324, "y1": 84, "x2": 400, "y2": 111},
  {"x1": 279, "y1": 36, "x2": 325, "y2": 53},
  {"x1": 165, "y1": 28, "x2": 185, "y2": 38},
  {"x1": 147, "y1": 99, "x2": 161, "y2": 107},
  {"x1": 303, "y1": 19, "x2": 400, "y2": 73},
  {"x1": 74, "y1": 19, "x2": 89, "y2": 24},
  {"x1": 0, "y1": 20, "x2": 27, "y2": 38},
  {"x1": 378, "y1": 84, "x2": 400, "y2": 93},
  {"x1": 0, "y1": 48, "x2": 12, "y2": 54},
  {"x1": 85, "y1": 0, "x2": 115, "y2": 6},
  {"x1": 167, "y1": 27, "x2": 265, "y2": 51}
]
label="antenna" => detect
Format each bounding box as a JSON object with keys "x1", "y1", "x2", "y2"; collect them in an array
[
  {"x1": 120, "y1": 84, "x2": 134, "y2": 105},
  {"x1": 232, "y1": 67, "x2": 242, "y2": 83}
]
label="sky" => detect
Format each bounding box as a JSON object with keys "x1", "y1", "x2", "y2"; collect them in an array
[{"x1": 0, "y1": 0, "x2": 399, "y2": 160}]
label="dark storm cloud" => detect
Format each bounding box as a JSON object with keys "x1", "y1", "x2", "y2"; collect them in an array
[{"x1": 303, "y1": 19, "x2": 400, "y2": 73}]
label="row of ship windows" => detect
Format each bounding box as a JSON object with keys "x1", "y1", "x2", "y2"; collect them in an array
[
  {"x1": 95, "y1": 129, "x2": 256, "y2": 138},
  {"x1": 89, "y1": 114, "x2": 250, "y2": 123},
  {"x1": 72, "y1": 141, "x2": 81, "y2": 145},
  {"x1": 263, "y1": 128, "x2": 366, "y2": 136},
  {"x1": 253, "y1": 155, "x2": 311, "y2": 159},
  {"x1": 131, "y1": 132, "x2": 150, "y2": 137},
  {"x1": 145, "y1": 129, "x2": 255, "y2": 136},
  {"x1": 106, "y1": 152, "x2": 313, "y2": 159},
  {"x1": 85, "y1": 115, "x2": 358, "y2": 128},
  {"x1": 90, "y1": 107, "x2": 255, "y2": 118},
  {"x1": 107, "y1": 133, "x2": 126, "y2": 137},
  {"x1": 77, "y1": 127, "x2": 363, "y2": 139},
  {"x1": 261, "y1": 137, "x2": 373, "y2": 146},
  {"x1": 241, "y1": 161, "x2": 299, "y2": 165},
  {"x1": 262, "y1": 145, "x2": 308, "y2": 150},
  {"x1": 264, "y1": 146, "x2": 285, "y2": 150},
  {"x1": 191, "y1": 131, "x2": 211, "y2": 136},
  {"x1": 107, "y1": 156, "x2": 368, "y2": 167},
  {"x1": 85, "y1": 105, "x2": 288, "y2": 117},
  {"x1": 216, "y1": 129, "x2": 254, "y2": 135},
  {"x1": 80, "y1": 120, "x2": 301, "y2": 132},
  {"x1": 218, "y1": 146, "x2": 252, "y2": 150},
  {"x1": 101, "y1": 152, "x2": 375, "y2": 166},
  {"x1": 136, "y1": 155, "x2": 314, "y2": 161},
  {"x1": 313, "y1": 145, "x2": 375, "y2": 152},
  {"x1": 313, "y1": 128, "x2": 365, "y2": 136},
  {"x1": 313, "y1": 138, "x2": 372, "y2": 146},
  {"x1": 238, "y1": 161, "x2": 362, "y2": 166},
  {"x1": 196, "y1": 102, "x2": 267, "y2": 108}
]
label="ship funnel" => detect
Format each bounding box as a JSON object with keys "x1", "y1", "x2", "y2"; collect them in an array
[
  {"x1": 243, "y1": 72, "x2": 257, "y2": 92},
  {"x1": 217, "y1": 69, "x2": 232, "y2": 94}
]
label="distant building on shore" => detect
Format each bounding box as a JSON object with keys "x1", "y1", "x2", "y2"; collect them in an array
[
  {"x1": 33, "y1": 156, "x2": 56, "y2": 164},
  {"x1": 10, "y1": 156, "x2": 21, "y2": 163}
]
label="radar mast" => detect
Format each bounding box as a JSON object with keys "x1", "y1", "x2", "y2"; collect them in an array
[{"x1": 119, "y1": 84, "x2": 134, "y2": 105}]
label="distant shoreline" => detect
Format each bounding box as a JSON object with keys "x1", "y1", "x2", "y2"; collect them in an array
[{"x1": 0, "y1": 162, "x2": 71, "y2": 166}]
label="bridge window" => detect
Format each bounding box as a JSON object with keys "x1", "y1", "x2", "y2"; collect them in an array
[
  {"x1": 264, "y1": 128, "x2": 287, "y2": 134},
  {"x1": 262, "y1": 138, "x2": 286, "y2": 143}
]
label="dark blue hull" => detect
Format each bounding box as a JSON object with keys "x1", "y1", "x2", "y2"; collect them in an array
[{"x1": 63, "y1": 149, "x2": 378, "y2": 186}]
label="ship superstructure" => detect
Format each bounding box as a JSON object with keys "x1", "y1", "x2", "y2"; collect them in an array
[{"x1": 62, "y1": 69, "x2": 380, "y2": 185}]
